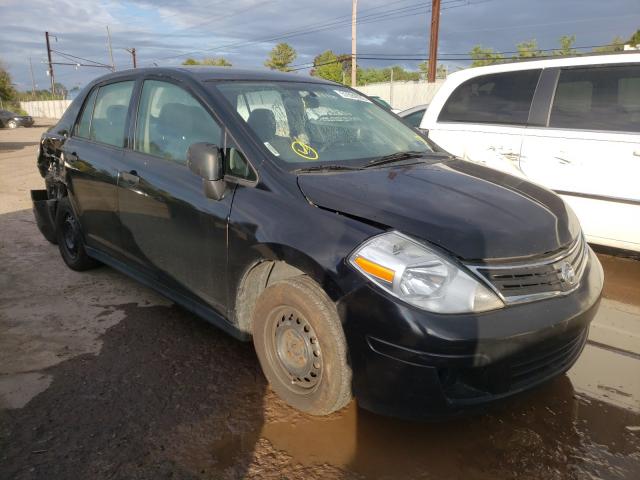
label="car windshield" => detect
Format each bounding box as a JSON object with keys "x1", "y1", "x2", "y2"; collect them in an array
[{"x1": 213, "y1": 81, "x2": 433, "y2": 168}]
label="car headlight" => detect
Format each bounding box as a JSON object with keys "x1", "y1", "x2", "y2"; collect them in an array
[{"x1": 349, "y1": 231, "x2": 503, "y2": 314}]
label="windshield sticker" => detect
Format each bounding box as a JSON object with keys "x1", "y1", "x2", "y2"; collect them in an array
[
  {"x1": 333, "y1": 89, "x2": 371, "y2": 102},
  {"x1": 264, "y1": 141, "x2": 280, "y2": 156},
  {"x1": 414, "y1": 135, "x2": 429, "y2": 145},
  {"x1": 291, "y1": 140, "x2": 319, "y2": 160}
]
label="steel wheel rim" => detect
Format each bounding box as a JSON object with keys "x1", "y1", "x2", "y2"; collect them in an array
[
  {"x1": 62, "y1": 213, "x2": 79, "y2": 258},
  {"x1": 267, "y1": 306, "x2": 323, "y2": 394}
]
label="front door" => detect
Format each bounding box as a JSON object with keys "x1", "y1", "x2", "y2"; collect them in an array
[{"x1": 118, "y1": 79, "x2": 233, "y2": 311}]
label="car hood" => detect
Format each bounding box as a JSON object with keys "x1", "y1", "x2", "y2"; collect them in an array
[{"x1": 297, "y1": 159, "x2": 581, "y2": 261}]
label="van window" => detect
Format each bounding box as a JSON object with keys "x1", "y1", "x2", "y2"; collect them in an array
[
  {"x1": 550, "y1": 65, "x2": 640, "y2": 132},
  {"x1": 438, "y1": 70, "x2": 541, "y2": 125},
  {"x1": 89, "y1": 81, "x2": 134, "y2": 147},
  {"x1": 75, "y1": 88, "x2": 98, "y2": 139},
  {"x1": 135, "y1": 80, "x2": 222, "y2": 164}
]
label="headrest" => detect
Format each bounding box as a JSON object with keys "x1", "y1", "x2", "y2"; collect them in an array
[{"x1": 247, "y1": 108, "x2": 276, "y2": 141}]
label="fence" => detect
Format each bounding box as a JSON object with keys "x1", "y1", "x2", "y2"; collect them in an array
[
  {"x1": 20, "y1": 100, "x2": 72, "y2": 119},
  {"x1": 355, "y1": 80, "x2": 445, "y2": 111}
]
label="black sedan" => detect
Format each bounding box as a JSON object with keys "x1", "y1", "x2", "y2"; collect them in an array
[
  {"x1": 31, "y1": 67, "x2": 603, "y2": 419},
  {"x1": 0, "y1": 109, "x2": 34, "y2": 128}
]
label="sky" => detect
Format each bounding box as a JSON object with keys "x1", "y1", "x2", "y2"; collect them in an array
[{"x1": 1, "y1": 0, "x2": 639, "y2": 92}]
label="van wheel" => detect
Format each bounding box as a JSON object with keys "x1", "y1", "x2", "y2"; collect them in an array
[
  {"x1": 252, "y1": 276, "x2": 352, "y2": 416},
  {"x1": 55, "y1": 197, "x2": 100, "y2": 271}
]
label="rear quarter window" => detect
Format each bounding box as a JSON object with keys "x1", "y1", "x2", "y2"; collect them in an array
[
  {"x1": 438, "y1": 69, "x2": 541, "y2": 126},
  {"x1": 549, "y1": 65, "x2": 640, "y2": 133}
]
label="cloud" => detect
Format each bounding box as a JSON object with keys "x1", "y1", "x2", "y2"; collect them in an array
[{"x1": 1, "y1": 0, "x2": 638, "y2": 90}]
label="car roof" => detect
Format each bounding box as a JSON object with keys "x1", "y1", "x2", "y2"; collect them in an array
[
  {"x1": 446, "y1": 51, "x2": 640, "y2": 82},
  {"x1": 88, "y1": 66, "x2": 338, "y2": 86}
]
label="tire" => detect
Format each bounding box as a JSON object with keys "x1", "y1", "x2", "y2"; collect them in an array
[
  {"x1": 7, "y1": 120, "x2": 18, "y2": 129},
  {"x1": 252, "y1": 275, "x2": 352, "y2": 415},
  {"x1": 55, "y1": 197, "x2": 100, "y2": 271}
]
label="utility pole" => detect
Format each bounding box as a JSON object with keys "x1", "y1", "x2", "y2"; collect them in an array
[
  {"x1": 427, "y1": 0, "x2": 441, "y2": 83},
  {"x1": 106, "y1": 26, "x2": 116, "y2": 71},
  {"x1": 351, "y1": 0, "x2": 358, "y2": 87},
  {"x1": 45, "y1": 31, "x2": 55, "y2": 95},
  {"x1": 125, "y1": 48, "x2": 137, "y2": 68},
  {"x1": 29, "y1": 57, "x2": 36, "y2": 97}
]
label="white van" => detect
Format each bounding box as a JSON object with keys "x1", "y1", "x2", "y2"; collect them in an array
[{"x1": 421, "y1": 53, "x2": 640, "y2": 253}]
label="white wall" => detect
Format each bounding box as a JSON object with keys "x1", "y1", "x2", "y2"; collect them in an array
[
  {"x1": 355, "y1": 80, "x2": 445, "y2": 111},
  {"x1": 20, "y1": 100, "x2": 72, "y2": 119}
]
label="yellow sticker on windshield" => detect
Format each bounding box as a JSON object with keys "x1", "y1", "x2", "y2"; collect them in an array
[
  {"x1": 414, "y1": 134, "x2": 429, "y2": 145},
  {"x1": 291, "y1": 140, "x2": 319, "y2": 160}
]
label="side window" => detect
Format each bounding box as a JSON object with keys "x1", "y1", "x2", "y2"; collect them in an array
[
  {"x1": 403, "y1": 109, "x2": 426, "y2": 128},
  {"x1": 135, "y1": 80, "x2": 222, "y2": 164},
  {"x1": 89, "y1": 81, "x2": 134, "y2": 147},
  {"x1": 438, "y1": 70, "x2": 541, "y2": 125},
  {"x1": 550, "y1": 65, "x2": 640, "y2": 132},
  {"x1": 225, "y1": 147, "x2": 257, "y2": 181},
  {"x1": 75, "y1": 88, "x2": 98, "y2": 139}
]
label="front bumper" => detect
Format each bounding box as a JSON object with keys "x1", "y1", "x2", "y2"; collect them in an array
[{"x1": 338, "y1": 248, "x2": 604, "y2": 419}]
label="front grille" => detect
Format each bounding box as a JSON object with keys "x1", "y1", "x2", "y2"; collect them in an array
[{"x1": 467, "y1": 235, "x2": 588, "y2": 304}]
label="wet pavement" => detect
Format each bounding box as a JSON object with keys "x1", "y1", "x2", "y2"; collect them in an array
[{"x1": 1, "y1": 125, "x2": 640, "y2": 479}]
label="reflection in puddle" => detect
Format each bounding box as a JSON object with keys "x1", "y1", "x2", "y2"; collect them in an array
[{"x1": 260, "y1": 375, "x2": 640, "y2": 479}]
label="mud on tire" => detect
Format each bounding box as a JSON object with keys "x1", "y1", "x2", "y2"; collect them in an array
[{"x1": 252, "y1": 275, "x2": 352, "y2": 416}]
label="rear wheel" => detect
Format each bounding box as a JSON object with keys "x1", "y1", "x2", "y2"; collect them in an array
[
  {"x1": 253, "y1": 275, "x2": 352, "y2": 415},
  {"x1": 55, "y1": 197, "x2": 100, "y2": 271}
]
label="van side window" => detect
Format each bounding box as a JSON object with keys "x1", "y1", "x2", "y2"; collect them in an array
[
  {"x1": 550, "y1": 65, "x2": 640, "y2": 133},
  {"x1": 135, "y1": 80, "x2": 222, "y2": 164},
  {"x1": 438, "y1": 70, "x2": 541, "y2": 125},
  {"x1": 75, "y1": 88, "x2": 98, "y2": 139},
  {"x1": 89, "y1": 81, "x2": 134, "y2": 147}
]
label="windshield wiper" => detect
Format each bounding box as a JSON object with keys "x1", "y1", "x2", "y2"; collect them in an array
[
  {"x1": 364, "y1": 151, "x2": 426, "y2": 168},
  {"x1": 294, "y1": 164, "x2": 361, "y2": 173}
]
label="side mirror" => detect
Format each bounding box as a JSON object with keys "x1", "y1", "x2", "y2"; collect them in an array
[{"x1": 187, "y1": 142, "x2": 226, "y2": 200}]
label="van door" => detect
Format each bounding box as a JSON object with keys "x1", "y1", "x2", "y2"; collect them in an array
[
  {"x1": 520, "y1": 64, "x2": 640, "y2": 251},
  {"x1": 427, "y1": 69, "x2": 541, "y2": 176},
  {"x1": 118, "y1": 79, "x2": 234, "y2": 311}
]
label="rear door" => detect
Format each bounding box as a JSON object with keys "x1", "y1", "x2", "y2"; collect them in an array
[
  {"x1": 61, "y1": 80, "x2": 135, "y2": 254},
  {"x1": 118, "y1": 78, "x2": 234, "y2": 311},
  {"x1": 520, "y1": 64, "x2": 640, "y2": 251},
  {"x1": 427, "y1": 69, "x2": 541, "y2": 176}
]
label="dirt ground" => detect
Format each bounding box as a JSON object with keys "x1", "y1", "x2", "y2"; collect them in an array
[{"x1": 1, "y1": 123, "x2": 639, "y2": 480}]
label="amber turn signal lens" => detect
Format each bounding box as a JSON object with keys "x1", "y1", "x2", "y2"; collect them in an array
[{"x1": 354, "y1": 256, "x2": 395, "y2": 283}]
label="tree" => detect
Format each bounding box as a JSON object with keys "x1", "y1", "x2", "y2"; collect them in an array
[
  {"x1": 264, "y1": 42, "x2": 297, "y2": 72},
  {"x1": 593, "y1": 36, "x2": 625, "y2": 53},
  {"x1": 53, "y1": 82, "x2": 68, "y2": 98},
  {"x1": 628, "y1": 29, "x2": 640, "y2": 47},
  {"x1": 417, "y1": 61, "x2": 447, "y2": 79},
  {"x1": 310, "y1": 50, "x2": 345, "y2": 83},
  {"x1": 182, "y1": 57, "x2": 232, "y2": 66},
  {"x1": 516, "y1": 39, "x2": 542, "y2": 59},
  {"x1": 554, "y1": 35, "x2": 577, "y2": 56},
  {"x1": 469, "y1": 45, "x2": 505, "y2": 67},
  {"x1": 0, "y1": 61, "x2": 17, "y2": 102}
]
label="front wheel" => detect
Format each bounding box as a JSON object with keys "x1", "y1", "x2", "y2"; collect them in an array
[
  {"x1": 55, "y1": 197, "x2": 100, "y2": 271},
  {"x1": 252, "y1": 275, "x2": 352, "y2": 416},
  {"x1": 7, "y1": 120, "x2": 18, "y2": 129}
]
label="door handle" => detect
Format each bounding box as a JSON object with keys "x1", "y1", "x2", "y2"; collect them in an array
[{"x1": 120, "y1": 170, "x2": 140, "y2": 185}]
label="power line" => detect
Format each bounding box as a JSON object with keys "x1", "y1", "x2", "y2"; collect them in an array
[{"x1": 150, "y1": 0, "x2": 473, "y2": 63}]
